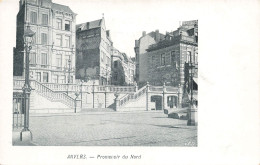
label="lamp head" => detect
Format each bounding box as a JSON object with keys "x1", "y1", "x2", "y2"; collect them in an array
[{"x1": 24, "y1": 26, "x2": 35, "y2": 46}]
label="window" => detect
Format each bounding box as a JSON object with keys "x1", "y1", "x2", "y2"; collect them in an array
[
  {"x1": 41, "y1": 33, "x2": 47, "y2": 45},
  {"x1": 171, "y1": 51, "x2": 175, "y2": 66},
  {"x1": 29, "y1": 52, "x2": 36, "y2": 64},
  {"x1": 56, "y1": 34, "x2": 62, "y2": 46},
  {"x1": 107, "y1": 57, "x2": 110, "y2": 66},
  {"x1": 36, "y1": 72, "x2": 41, "y2": 82},
  {"x1": 41, "y1": 53, "x2": 47, "y2": 66},
  {"x1": 32, "y1": 33, "x2": 37, "y2": 44},
  {"x1": 114, "y1": 61, "x2": 118, "y2": 68},
  {"x1": 195, "y1": 53, "x2": 198, "y2": 64},
  {"x1": 65, "y1": 20, "x2": 70, "y2": 31},
  {"x1": 42, "y1": 14, "x2": 48, "y2": 25},
  {"x1": 30, "y1": 11, "x2": 37, "y2": 24},
  {"x1": 114, "y1": 72, "x2": 118, "y2": 81},
  {"x1": 70, "y1": 76, "x2": 73, "y2": 83},
  {"x1": 43, "y1": 72, "x2": 49, "y2": 82},
  {"x1": 161, "y1": 53, "x2": 166, "y2": 66},
  {"x1": 65, "y1": 36, "x2": 70, "y2": 47},
  {"x1": 56, "y1": 19, "x2": 62, "y2": 29},
  {"x1": 65, "y1": 56, "x2": 71, "y2": 67},
  {"x1": 186, "y1": 51, "x2": 191, "y2": 63},
  {"x1": 56, "y1": 54, "x2": 62, "y2": 68},
  {"x1": 60, "y1": 76, "x2": 66, "y2": 84},
  {"x1": 53, "y1": 75, "x2": 58, "y2": 83}
]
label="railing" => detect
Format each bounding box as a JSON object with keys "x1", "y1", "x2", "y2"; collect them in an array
[
  {"x1": 14, "y1": 79, "x2": 75, "y2": 108},
  {"x1": 42, "y1": 83, "x2": 136, "y2": 93},
  {"x1": 13, "y1": 79, "x2": 25, "y2": 90},
  {"x1": 33, "y1": 81, "x2": 75, "y2": 108},
  {"x1": 149, "y1": 86, "x2": 163, "y2": 92},
  {"x1": 165, "y1": 86, "x2": 178, "y2": 92},
  {"x1": 118, "y1": 85, "x2": 178, "y2": 107},
  {"x1": 13, "y1": 92, "x2": 24, "y2": 130},
  {"x1": 119, "y1": 85, "x2": 147, "y2": 106}
]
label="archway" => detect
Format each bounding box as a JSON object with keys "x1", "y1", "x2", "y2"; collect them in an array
[{"x1": 151, "y1": 95, "x2": 162, "y2": 110}]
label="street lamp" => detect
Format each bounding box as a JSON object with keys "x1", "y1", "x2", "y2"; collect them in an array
[
  {"x1": 187, "y1": 49, "x2": 197, "y2": 126},
  {"x1": 80, "y1": 80, "x2": 84, "y2": 109},
  {"x1": 20, "y1": 25, "x2": 35, "y2": 141},
  {"x1": 66, "y1": 58, "x2": 72, "y2": 95},
  {"x1": 177, "y1": 84, "x2": 181, "y2": 108}
]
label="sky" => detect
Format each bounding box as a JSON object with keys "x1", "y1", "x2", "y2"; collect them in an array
[
  {"x1": 54, "y1": 0, "x2": 200, "y2": 57},
  {"x1": 7, "y1": 0, "x2": 200, "y2": 58}
]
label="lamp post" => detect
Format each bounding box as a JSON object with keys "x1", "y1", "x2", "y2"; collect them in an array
[
  {"x1": 20, "y1": 25, "x2": 35, "y2": 141},
  {"x1": 92, "y1": 81, "x2": 95, "y2": 108},
  {"x1": 187, "y1": 49, "x2": 196, "y2": 126},
  {"x1": 66, "y1": 58, "x2": 71, "y2": 95},
  {"x1": 177, "y1": 84, "x2": 181, "y2": 108},
  {"x1": 80, "y1": 80, "x2": 84, "y2": 109},
  {"x1": 66, "y1": 45, "x2": 74, "y2": 95}
]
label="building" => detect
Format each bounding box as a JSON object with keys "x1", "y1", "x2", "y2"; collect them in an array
[
  {"x1": 13, "y1": 0, "x2": 77, "y2": 84},
  {"x1": 111, "y1": 47, "x2": 135, "y2": 86},
  {"x1": 76, "y1": 17, "x2": 113, "y2": 85},
  {"x1": 134, "y1": 30, "x2": 165, "y2": 87},
  {"x1": 135, "y1": 20, "x2": 198, "y2": 106}
]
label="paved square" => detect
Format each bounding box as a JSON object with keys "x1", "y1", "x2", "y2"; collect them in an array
[{"x1": 29, "y1": 111, "x2": 197, "y2": 146}]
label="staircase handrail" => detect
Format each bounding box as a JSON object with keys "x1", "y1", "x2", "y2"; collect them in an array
[
  {"x1": 13, "y1": 79, "x2": 75, "y2": 108},
  {"x1": 119, "y1": 85, "x2": 147, "y2": 106}
]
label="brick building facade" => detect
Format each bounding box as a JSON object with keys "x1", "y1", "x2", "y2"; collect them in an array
[
  {"x1": 13, "y1": 0, "x2": 77, "y2": 84},
  {"x1": 145, "y1": 20, "x2": 198, "y2": 88},
  {"x1": 135, "y1": 20, "x2": 198, "y2": 105},
  {"x1": 76, "y1": 17, "x2": 113, "y2": 85}
]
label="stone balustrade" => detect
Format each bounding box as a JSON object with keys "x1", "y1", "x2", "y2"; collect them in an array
[{"x1": 13, "y1": 79, "x2": 137, "y2": 94}]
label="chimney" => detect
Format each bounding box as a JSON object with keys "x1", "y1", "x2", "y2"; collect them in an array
[
  {"x1": 155, "y1": 29, "x2": 159, "y2": 42},
  {"x1": 135, "y1": 40, "x2": 139, "y2": 47},
  {"x1": 142, "y1": 31, "x2": 146, "y2": 37},
  {"x1": 106, "y1": 30, "x2": 110, "y2": 37}
]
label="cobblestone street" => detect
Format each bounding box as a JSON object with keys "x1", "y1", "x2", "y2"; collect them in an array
[{"x1": 28, "y1": 111, "x2": 197, "y2": 146}]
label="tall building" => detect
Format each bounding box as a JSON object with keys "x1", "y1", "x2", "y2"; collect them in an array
[
  {"x1": 111, "y1": 47, "x2": 135, "y2": 86},
  {"x1": 135, "y1": 20, "x2": 198, "y2": 105},
  {"x1": 145, "y1": 20, "x2": 198, "y2": 87},
  {"x1": 13, "y1": 0, "x2": 77, "y2": 84},
  {"x1": 134, "y1": 30, "x2": 165, "y2": 87},
  {"x1": 76, "y1": 17, "x2": 113, "y2": 85}
]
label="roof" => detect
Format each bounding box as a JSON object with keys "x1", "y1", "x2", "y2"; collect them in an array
[
  {"x1": 77, "y1": 19, "x2": 102, "y2": 31},
  {"x1": 52, "y1": 3, "x2": 74, "y2": 14}
]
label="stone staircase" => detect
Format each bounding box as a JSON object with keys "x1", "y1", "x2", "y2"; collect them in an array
[
  {"x1": 116, "y1": 85, "x2": 147, "y2": 111},
  {"x1": 13, "y1": 79, "x2": 75, "y2": 113}
]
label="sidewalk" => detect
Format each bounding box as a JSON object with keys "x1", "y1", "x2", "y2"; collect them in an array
[{"x1": 12, "y1": 130, "x2": 37, "y2": 146}]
